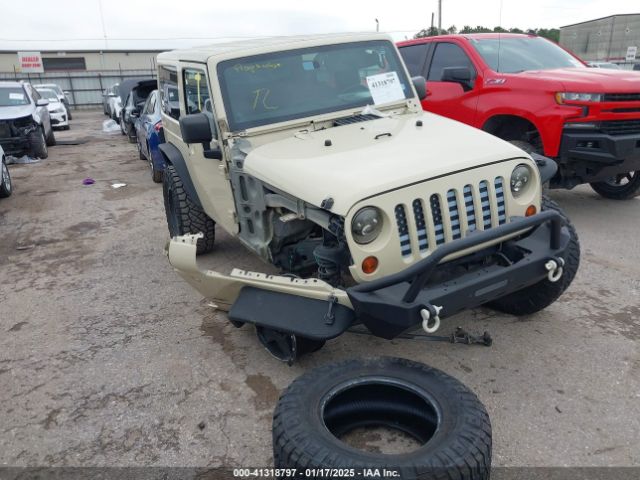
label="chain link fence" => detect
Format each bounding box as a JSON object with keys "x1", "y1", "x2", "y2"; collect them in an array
[{"x1": 0, "y1": 69, "x2": 158, "y2": 110}]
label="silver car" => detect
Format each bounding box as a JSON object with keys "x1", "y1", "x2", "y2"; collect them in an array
[{"x1": 0, "y1": 81, "x2": 55, "y2": 159}]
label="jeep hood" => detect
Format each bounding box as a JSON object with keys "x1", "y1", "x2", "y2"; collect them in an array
[
  {"x1": 515, "y1": 67, "x2": 640, "y2": 92},
  {"x1": 243, "y1": 112, "x2": 527, "y2": 216},
  {"x1": 0, "y1": 105, "x2": 35, "y2": 121}
]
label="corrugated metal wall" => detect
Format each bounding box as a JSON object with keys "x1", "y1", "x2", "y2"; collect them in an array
[
  {"x1": 0, "y1": 69, "x2": 157, "y2": 109},
  {"x1": 560, "y1": 14, "x2": 640, "y2": 63}
]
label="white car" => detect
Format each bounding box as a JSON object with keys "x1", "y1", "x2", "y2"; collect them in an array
[
  {"x1": 37, "y1": 88, "x2": 69, "y2": 130},
  {"x1": 34, "y1": 83, "x2": 72, "y2": 120}
]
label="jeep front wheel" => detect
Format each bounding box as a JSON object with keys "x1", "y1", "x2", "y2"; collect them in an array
[
  {"x1": 590, "y1": 171, "x2": 640, "y2": 200},
  {"x1": 162, "y1": 164, "x2": 215, "y2": 255},
  {"x1": 488, "y1": 196, "x2": 580, "y2": 316}
]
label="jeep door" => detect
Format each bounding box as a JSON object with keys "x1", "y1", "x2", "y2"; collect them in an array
[{"x1": 160, "y1": 63, "x2": 238, "y2": 234}]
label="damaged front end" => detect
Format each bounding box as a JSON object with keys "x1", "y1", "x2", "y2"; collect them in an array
[
  {"x1": 0, "y1": 116, "x2": 38, "y2": 157},
  {"x1": 167, "y1": 208, "x2": 570, "y2": 343}
]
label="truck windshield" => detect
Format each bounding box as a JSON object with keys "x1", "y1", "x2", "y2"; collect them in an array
[
  {"x1": 218, "y1": 40, "x2": 412, "y2": 131},
  {"x1": 471, "y1": 36, "x2": 585, "y2": 73},
  {"x1": 0, "y1": 87, "x2": 30, "y2": 107}
]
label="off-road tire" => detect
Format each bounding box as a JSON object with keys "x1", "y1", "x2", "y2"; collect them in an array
[
  {"x1": 273, "y1": 357, "x2": 492, "y2": 480},
  {"x1": 45, "y1": 127, "x2": 56, "y2": 146},
  {"x1": 28, "y1": 128, "x2": 48, "y2": 159},
  {"x1": 590, "y1": 172, "x2": 640, "y2": 200},
  {"x1": 488, "y1": 196, "x2": 580, "y2": 315},
  {"x1": 0, "y1": 159, "x2": 12, "y2": 198},
  {"x1": 162, "y1": 164, "x2": 215, "y2": 255}
]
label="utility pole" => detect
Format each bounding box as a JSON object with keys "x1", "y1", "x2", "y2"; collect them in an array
[
  {"x1": 431, "y1": 12, "x2": 434, "y2": 34},
  {"x1": 438, "y1": 0, "x2": 442, "y2": 34}
]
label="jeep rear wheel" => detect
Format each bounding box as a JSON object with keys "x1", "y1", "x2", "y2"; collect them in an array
[
  {"x1": 162, "y1": 164, "x2": 215, "y2": 255},
  {"x1": 28, "y1": 128, "x2": 48, "y2": 159},
  {"x1": 590, "y1": 171, "x2": 640, "y2": 200},
  {"x1": 488, "y1": 196, "x2": 580, "y2": 316}
]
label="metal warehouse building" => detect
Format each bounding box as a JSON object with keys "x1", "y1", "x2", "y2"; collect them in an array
[
  {"x1": 560, "y1": 13, "x2": 640, "y2": 65},
  {"x1": 0, "y1": 50, "x2": 164, "y2": 73},
  {"x1": 0, "y1": 49, "x2": 166, "y2": 109}
]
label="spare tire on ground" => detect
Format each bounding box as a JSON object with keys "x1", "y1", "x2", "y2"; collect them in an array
[{"x1": 273, "y1": 357, "x2": 491, "y2": 480}]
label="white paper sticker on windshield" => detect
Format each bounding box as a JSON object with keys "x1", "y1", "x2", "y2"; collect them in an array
[
  {"x1": 366, "y1": 71, "x2": 404, "y2": 105},
  {"x1": 9, "y1": 93, "x2": 25, "y2": 100}
]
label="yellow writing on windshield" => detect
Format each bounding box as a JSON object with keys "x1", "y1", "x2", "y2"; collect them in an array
[
  {"x1": 233, "y1": 62, "x2": 282, "y2": 74},
  {"x1": 252, "y1": 88, "x2": 278, "y2": 111}
]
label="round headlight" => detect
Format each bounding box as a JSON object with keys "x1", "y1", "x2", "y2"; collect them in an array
[
  {"x1": 351, "y1": 207, "x2": 383, "y2": 244},
  {"x1": 510, "y1": 164, "x2": 532, "y2": 196}
]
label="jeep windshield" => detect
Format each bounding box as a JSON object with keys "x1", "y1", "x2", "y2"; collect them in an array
[
  {"x1": 471, "y1": 37, "x2": 585, "y2": 73},
  {"x1": 218, "y1": 40, "x2": 412, "y2": 131},
  {"x1": 0, "y1": 87, "x2": 29, "y2": 107}
]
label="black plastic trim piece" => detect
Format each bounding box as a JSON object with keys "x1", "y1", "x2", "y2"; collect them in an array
[
  {"x1": 228, "y1": 287, "x2": 355, "y2": 341},
  {"x1": 158, "y1": 142, "x2": 202, "y2": 208}
]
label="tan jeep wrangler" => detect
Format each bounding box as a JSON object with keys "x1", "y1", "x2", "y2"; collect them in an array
[{"x1": 157, "y1": 33, "x2": 579, "y2": 363}]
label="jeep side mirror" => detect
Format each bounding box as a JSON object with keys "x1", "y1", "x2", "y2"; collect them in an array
[
  {"x1": 36, "y1": 99, "x2": 49, "y2": 107},
  {"x1": 411, "y1": 76, "x2": 427, "y2": 100},
  {"x1": 441, "y1": 67, "x2": 474, "y2": 91},
  {"x1": 179, "y1": 113, "x2": 222, "y2": 160}
]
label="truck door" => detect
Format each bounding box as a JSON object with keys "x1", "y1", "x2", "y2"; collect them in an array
[{"x1": 423, "y1": 42, "x2": 480, "y2": 125}]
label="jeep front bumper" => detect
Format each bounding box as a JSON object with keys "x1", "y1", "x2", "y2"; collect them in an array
[{"x1": 167, "y1": 210, "x2": 569, "y2": 340}]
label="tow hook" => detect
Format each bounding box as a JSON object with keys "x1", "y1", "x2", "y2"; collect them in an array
[
  {"x1": 545, "y1": 257, "x2": 565, "y2": 283},
  {"x1": 420, "y1": 304, "x2": 443, "y2": 333}
]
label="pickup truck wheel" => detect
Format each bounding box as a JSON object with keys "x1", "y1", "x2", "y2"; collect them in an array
[
  {"x1": 488, "y1": 196, "x2": 580, "y2": 316},
  {"x1": 0, "y1": 159, "x2": 12, "y2": 198},
  {"x1": 590, "y1": 172, "x2": 640, "y2": 200},
  {"x1": 273, "y1": 357, "x2": 492, "y2": 480},
  {"x1": 162, "y1": 164, "x2": 215, "y2": 255},
  {"x1": 28, "y1": 128, "x2": 48, "y2": 159}
]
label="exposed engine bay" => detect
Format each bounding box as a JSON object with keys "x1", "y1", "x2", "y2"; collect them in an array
[
  {"x1": 228, "y1": 138, "x2": 352, "y2": 286},
  {"x1": 0, "y1": 115, "x2": 39, "y2": 156}
]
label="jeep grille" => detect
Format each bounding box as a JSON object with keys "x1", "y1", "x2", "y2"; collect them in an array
[{"x1": 394, "y1": 176, "x2": 507, "y2": 255}]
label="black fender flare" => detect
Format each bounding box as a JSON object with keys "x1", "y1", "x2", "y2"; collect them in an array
[
  {"x1": 159, "y1": 142, "x2": 203, "y2": 208},
  {"x1": 530, "y1": 152, "x2": 558, "y2": 184}
]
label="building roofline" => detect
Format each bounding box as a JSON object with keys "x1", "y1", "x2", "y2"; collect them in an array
[
  {"x1": 560, "y1": 13, "x2": 640, "y2": 29},
  {"x1": 0, "y1": 49, "x2": 167, "y2": 54}
]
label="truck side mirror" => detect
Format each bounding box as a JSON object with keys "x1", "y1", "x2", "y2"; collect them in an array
[
  {"x1": 179, "y1": 113, "x2": 222, "y2": 160},
  {"x1": 441, "y1": 67, "x2": 474, "y2": 91},
  {"x1": 411, "y1": 76, "x2": 427, "y2": 100}
]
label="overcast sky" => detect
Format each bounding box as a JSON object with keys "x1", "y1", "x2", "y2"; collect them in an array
[{"x1": 0, "y1": 0, "x2": 638, "y2": 50}]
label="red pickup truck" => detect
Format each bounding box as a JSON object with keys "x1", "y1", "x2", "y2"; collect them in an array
[{"x1": 398, "y1": 33, "x2": 640, "y2": 199}]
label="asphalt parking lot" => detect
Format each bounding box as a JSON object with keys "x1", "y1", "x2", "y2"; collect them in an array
[{"x1": 1, "y1": 110, "x2": 639, "y2": 468}]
